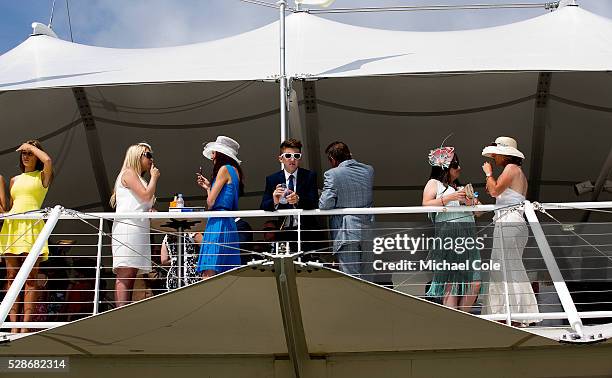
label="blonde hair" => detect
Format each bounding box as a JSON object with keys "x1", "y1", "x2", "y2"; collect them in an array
[{"x1": 110, "y1": 143, "x2": 151, "y2": 208}]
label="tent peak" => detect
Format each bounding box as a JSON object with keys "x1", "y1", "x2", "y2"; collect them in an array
[{"x1": 31, "y1": 22, "x2": 58, "y2": 39}]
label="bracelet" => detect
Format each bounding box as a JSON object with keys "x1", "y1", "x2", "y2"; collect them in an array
[{"x1": 485, "y1": 173, "x2": 492, "y2": 177}]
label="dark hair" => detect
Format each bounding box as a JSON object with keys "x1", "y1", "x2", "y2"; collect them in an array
[
  {"x1": 280, "y1": 138, "x2": 302, "y2": 153},
  {"x1": 212, "y1": 151, "x2": 245, "y2": 196},
  {"x1": 263, "y1": 219, "x2": 279, "y2": 230},
  {"x1": 19, "y1": 139, "x2": 45, "y2": 173},
  {"x1": 325, "y1": 141, "x2": 352, "y2": 164},
  {"x1": 429, "y1": 152, "x2": 461, "y2": 187},
  {"x1": 499, "y1": 155, "x2": 523, "y2": 166}
]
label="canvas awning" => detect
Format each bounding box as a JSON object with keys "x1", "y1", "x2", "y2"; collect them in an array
[{"x1": 0, "y1": 3, "x2": 610, "y2": 213}]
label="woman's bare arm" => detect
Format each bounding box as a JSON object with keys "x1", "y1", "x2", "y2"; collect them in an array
[
  {"x1": 0, "y1": 175, "x2": 7, "y2": 212},
  {"x1": 206, "y1": 166, "x2": 231, "y2": 209},
  {"x1": 122, "y1": 169, "x2": 158, "y2": 204},
  {"x1": 485, "y1": 164, "x2": 516, "y2": 197},
  {"x1": 18, "y1": 143, "x2": 53, "y2": 188}
]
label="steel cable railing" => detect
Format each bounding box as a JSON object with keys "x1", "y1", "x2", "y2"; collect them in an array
[{"x1": 0, "y1": 201, "x2": 611, "y2": 339}]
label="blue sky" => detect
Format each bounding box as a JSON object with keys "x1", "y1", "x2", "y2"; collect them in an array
[{"x1": 1, "y1": 0, "x2": 612, "y2": 54}]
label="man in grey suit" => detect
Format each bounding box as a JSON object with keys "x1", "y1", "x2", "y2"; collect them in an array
[{"x1": 319, "y1": 141, "x2": 374, "y2": 276}]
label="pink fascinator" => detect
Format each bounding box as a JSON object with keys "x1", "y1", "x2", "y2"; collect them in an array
[
  {"x1": 428, "y1": 134, "x2": 455, "y2": 168},
  {"x1": 428, "y1": 146, "x2": 455, "y2": 168}
]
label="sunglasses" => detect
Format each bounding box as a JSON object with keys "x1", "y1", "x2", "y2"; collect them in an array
[
  {"x1": 142, "y1": 151, "x2": 154, "y2": 159},
  {"x1": 281, "y1": 152, "x2": 302, "y2": 160},
  {"x1": 449, "y1": 161, "x2": 460, "y2": 169}
]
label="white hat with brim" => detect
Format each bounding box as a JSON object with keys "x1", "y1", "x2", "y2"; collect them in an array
[
  {"x1": 482, "y1": 136, "x2": 525, "y2": 160},
  {"x1": 202, "y1": 136, "x2": 241, "y2": 164}
]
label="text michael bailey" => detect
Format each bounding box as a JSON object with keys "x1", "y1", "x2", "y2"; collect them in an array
[{"x1": 371, "y1": 233, "x2": 501, "y2": 272}]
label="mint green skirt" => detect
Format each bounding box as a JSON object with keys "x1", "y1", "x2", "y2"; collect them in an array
[{"x1": 426, "y1": 211, "x2": 482, "y2": 298}]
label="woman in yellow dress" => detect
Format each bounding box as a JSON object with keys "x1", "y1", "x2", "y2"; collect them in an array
[{"x1": 0, "y1": 139, "x2": 53, "y2": 333}]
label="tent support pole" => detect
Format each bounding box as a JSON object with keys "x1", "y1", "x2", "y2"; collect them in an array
[
  {"x1": 279, "y1": 0, "x2": 288, "y2": 144},
  {"x1": 527, "y1": 72, "x2": 551, "y2": 201},
  {"x1": 302, "y1": 81, "x2": 323, "y2": 187},
  {"x1": 72, "y1": 87, "x2": 112, "y2": 211},
  {"x1": 273, "y1": 256, "x2": 312, "y2": 378}
]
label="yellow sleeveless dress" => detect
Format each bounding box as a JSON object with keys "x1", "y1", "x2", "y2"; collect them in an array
[{"x1": 0, "y1": 170, "x2": 49, "y2": 260}]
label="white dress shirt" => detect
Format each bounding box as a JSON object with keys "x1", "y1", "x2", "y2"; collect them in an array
[{"x1": 282, "y1": 169, "x2": 298, "y2": 227}]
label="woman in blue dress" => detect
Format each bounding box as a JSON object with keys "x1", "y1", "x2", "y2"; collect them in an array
[{"x1": 196, "y1": 136, "x2": 244, "y2": 278}]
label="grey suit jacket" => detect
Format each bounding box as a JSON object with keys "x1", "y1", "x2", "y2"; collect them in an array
[{"x1": 319, "y1": 159, "x2": 374, "y2": 251}]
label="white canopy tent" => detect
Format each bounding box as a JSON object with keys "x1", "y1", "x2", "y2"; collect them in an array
[
  {"x1": 0, "y1": 2, "x2": 611, "y2": 213},
  {"x1": 1, "y1": 3, "x2": 612, "y2": 375}
]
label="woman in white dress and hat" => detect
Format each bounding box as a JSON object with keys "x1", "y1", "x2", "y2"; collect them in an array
[
  {"x1": 481, "y1": 136, "x2": 540, "y2": 325},
  {"x1": 196, "y1": 136, "x2": 244, "y2": 278}
]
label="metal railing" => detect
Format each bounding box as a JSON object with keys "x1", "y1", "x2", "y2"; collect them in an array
[{"x1": 0, "y1": 201, "x2": 610, "y2": 341}]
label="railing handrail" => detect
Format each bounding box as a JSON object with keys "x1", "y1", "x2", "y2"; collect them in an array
[{"x1": 3, "y1": 200, "x2": 612, "y2": 220}]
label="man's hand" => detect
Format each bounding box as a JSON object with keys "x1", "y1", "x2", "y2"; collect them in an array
[
  {"x1": 273, "y1": 184, "x2": 285, "y2": 205},
  {"x1": 286, "y1": 191, "x2": 299, "y2": 205}
]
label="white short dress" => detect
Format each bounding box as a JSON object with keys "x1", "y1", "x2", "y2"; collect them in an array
[{"x1": 111, "y1": 171, "x2": 154, "y2": 274}]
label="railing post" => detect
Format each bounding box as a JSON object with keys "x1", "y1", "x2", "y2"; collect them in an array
[
  {"x1": 93, "y1": 217, "x2": 104, "y2": 315},
  {"x1": 297, "y1": 211, "x2": 302, "y2": 254},
  {"x1": 177, "y1": 228, "x2": 183, "y2": 288},
  {"x1": 0, "y1": 205, "x2": 64, "y2": 328},
  {"x1": 523, "y1": 200, "x2": 585, "y2": 338}
]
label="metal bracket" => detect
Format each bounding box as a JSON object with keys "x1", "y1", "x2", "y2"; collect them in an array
[{"x1": 560, "y1": 331, "x2": 606, "y2": 344}]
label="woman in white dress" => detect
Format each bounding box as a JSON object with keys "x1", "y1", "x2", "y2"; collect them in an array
[
  {"x1": 481, "y1": 136, "x2": 540, "y2": 325},
  {"x1": 110, "y1": 142, "x2": 160, "y2": 307}
]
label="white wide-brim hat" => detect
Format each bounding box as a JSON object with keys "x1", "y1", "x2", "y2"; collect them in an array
[
  {"x1": 482, "y1": 136, "x2": 525, "y2": 160},
  {"x1": 202, "y1": 136, "x2": 241, "y2": 164}
]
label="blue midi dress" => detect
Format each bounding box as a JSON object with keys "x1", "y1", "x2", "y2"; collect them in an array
[{"x1": 196, "y1": 165, "x2": 241, "y2": 274}]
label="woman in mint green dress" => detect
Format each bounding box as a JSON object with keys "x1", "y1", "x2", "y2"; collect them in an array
[{"x1": 422, "y1": 146, "x2": 481, "y2": 312}]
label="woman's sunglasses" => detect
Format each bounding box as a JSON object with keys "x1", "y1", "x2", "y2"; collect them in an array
[
  {"x1": 449, "y1": 161, "x2": 460, "y2": 169},
  {"x1": 281, "y1": 152, "x2": 302, "y2": 160},
  {"x1": 142, "y1": 151, "x2": 154, "y2": 159}
]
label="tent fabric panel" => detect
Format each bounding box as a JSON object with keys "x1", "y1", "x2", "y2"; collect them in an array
[
  {"x1": 2, "y1": 7, "x2": 612, "y2": 91},
  {"x1": 0, "y1": 268, "x2": 287, "y2": 355},
  {"x1": 296, "y1": 269, "x2": 556, "y2": 353}
]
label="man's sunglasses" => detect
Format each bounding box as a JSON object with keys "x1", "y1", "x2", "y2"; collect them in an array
[
  {"x1": 281, "y1": 152, "x2": 302, "y2": 160},
  {"x1": 142, "y1": 151, "x2": 154, "y2": 159}
]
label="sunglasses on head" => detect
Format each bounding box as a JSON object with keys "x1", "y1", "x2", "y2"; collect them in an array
[
  {"x1": 281, "y1": 152, "x2": 302, "y2": 160},
  {"x1": 142, "y1": 151, "x2": 153, "y2": 159}
]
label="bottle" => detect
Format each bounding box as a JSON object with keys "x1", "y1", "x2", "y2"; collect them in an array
[
  {"x1": 176, "y1": 193, "x2": 185, "y2": 208},
  {"x1": 169, "y1": 194, "x2": 177, "y2": 209},
  {"x1": 279, "y1": 183, "x2": 288, "y2": 205}
]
